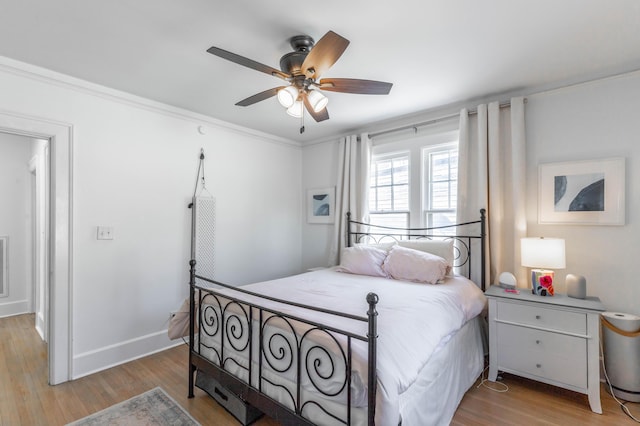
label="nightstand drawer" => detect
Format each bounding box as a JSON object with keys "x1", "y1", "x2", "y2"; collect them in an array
[
  {"x1": 497, "y1": 301, "x2": 586, "y2": 334},
  {"x1": 497, "y1": 323, "x2": 587, "y2": 388}
]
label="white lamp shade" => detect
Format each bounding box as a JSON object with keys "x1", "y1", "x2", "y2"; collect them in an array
[
  {"x1": 307, "y1": 89, "x2": 328, "y2": 112},
  {"x1": 521, "y1": 237, "x2": 566, "y2": 269},
  {"x1": 277, "y1": 86, "x2": 298, "y2": 108},
  {"x1": 286, "y1": 100, "x2": 303, "y2": 118}
]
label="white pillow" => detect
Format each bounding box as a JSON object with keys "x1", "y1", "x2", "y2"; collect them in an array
[
  {"x1": 383, "y1": 245, "x2": 449, "y2": 284},
  {"x1": 336, "y1": 245, "x2": 388, "y2": 277},
  {"x1": 397, "y1": 239, "x2": 454, "y2": 271},
  {"x1": 355, "y1": 241, "x2": 397, "y2": 252}
]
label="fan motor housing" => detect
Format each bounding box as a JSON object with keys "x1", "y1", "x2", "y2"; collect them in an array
[
  {"x1": 280, "y1": 35, "x2": 315, "y2": 76},
  {"x1": 280, "y1": 51, "x2": 308, "y2": 76}
]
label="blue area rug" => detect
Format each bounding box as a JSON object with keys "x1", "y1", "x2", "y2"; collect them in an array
[{"x1": 66, "y1": 387, "x2": 201, "y2": 426}]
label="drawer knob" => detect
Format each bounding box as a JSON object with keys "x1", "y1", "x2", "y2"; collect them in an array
[
  {"x1": 535, "y1": 315, "x2": 541, "y2": 320},
  {"x1": 536, "y1": 364, "x2": 542, "y2": 368},
  {"x1": 536, "y1": 340, "x2": 540, "y2": 345}
]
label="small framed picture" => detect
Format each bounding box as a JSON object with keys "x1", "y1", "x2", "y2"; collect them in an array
[
  {"x1": 538, "y1": 158, "x2": 625, "y2": 225},
  {"x1": 307, "y1": 187, "x2": 335, "y2": 224}
]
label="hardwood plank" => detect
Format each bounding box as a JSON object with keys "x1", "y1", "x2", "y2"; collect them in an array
[{"x1": 0, "y1": 314, "x2": 636, "y2": 425}]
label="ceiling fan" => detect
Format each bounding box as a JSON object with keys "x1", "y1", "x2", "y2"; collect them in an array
[{"x1": 206, "y1": 31, "x2": 393, "y2": 133}]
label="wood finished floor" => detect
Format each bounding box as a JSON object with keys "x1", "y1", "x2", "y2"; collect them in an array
[{"x1": 1, "y1": 313, "x2": 636, "y2": 425}]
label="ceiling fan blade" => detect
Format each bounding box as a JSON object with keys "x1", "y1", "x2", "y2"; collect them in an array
[
  {"x1": 319, "y1": 78, "x2": 393, "y2": 95},
  {"x1": 207, "y1": 46, "x2": 290, "y2": 80},
  {"x1": 302, "y1": 93, "x2": 329, "y2": 122},
  {"x1": 301, "y1": 31, "x2": 350, "y2": 79},
  {"x1": 235, "y1": 86, "x2": 286, "y2": 107}
]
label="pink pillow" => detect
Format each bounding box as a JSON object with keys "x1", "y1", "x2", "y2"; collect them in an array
[
  {"x1": 383, "y1": 245, "x2": 448, "y2": 284},
  {"x1": 337, "y1": 245, "x2": 388, "y2": 277}
]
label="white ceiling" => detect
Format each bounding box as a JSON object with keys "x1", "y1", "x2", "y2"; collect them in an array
[{"x1": 1, "y1": 0, "x2": 640, "y2": 143}]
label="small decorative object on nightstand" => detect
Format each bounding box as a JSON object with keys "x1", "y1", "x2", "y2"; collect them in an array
[
  {"x1": 566, "y1": 274, "x2": 587, "y2": 299},
  {"x1": 485, "y1": 285, "x2": 605, "y2": 414},
  {"x1": 498, "y1": 272, "x2": 517, "y2": 289},
  {"x1": 521, "y1": 237, "x2": 566, "y2": 296}
]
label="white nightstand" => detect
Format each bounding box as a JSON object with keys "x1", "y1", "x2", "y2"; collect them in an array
[{"x1": 485, "y1": 285, "x2": 605, "y2": 414}]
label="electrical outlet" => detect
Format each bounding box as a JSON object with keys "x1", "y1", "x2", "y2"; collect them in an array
[{"x1": 97, "y1": 226, "x2": 114, "y2": 240}]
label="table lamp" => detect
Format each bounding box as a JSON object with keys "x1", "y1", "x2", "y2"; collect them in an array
[{"x1": 521, "y1": 237, "x2": 566, "y2": 296}]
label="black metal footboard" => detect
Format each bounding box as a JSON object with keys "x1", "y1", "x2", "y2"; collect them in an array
[{"x1": 187, "y1": 260, "x2": 379, "y2": 426}]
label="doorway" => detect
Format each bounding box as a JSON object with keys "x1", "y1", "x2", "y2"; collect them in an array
[
  {"x1": 0, "y1": 111, "x2": 72, "y2": 385},
  {"x1": 0, "y1": 133, "x2": 48, "y2": 330}
]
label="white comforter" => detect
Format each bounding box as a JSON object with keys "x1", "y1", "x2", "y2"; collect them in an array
[{"x1": 209, "y1": 268, "x2": 486, "y2": 425}]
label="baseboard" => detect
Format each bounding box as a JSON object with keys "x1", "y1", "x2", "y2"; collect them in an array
[
  {"x1": 0, "y1": 299, "x2": 29, "y2": 318},
  {"x1": 72, "y1": 329, "x2": 184, "y2": 379}
]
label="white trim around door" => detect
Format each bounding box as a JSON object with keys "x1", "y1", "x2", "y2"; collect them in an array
[{"x1": 0, "y1": 110, "x2": 72, "y2": 385}]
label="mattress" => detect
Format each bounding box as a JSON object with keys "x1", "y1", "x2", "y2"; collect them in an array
[{"x1": 195, "y1": 268, "x2": 486, "y2": 425}]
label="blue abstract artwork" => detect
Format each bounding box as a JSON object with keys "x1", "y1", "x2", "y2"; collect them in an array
[
  {"x1": 554, "y1": 173, "x2": 604, "y2": 212},
  {"x1": 312, "y1": 193, "x2": 330, "y2": 216}
]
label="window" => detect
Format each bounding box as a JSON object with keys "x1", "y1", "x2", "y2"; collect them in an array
[
  {"x1": 369, "y1": 129, "x2": 458, "y2": 233},
  {"x1": 369, "y1": 153, "x2": 409, "y2": 229},
  {"x1": 423, "y1": 143, "x2": 458, "y2": 232}
]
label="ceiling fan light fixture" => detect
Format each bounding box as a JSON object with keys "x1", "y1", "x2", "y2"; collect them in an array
[
  {"x1": 277, "y1": 86, "x2": 298, "y2": 108},
  {"x1": 286, "y1": 100, "x2": 303, "y2": 118},
  {"x1": 307, "y1": 89, "x2": 328, "y2": 112}
]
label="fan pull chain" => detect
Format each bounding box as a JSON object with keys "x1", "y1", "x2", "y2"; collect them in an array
[{"x1": 300, "y1": 108, "x2": 305, "y2": 134}]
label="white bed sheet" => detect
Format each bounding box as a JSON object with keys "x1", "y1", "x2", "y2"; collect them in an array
[
  {"x1": 398, "y1": 316, "x2": 484, "y2": 425},
  {"x1": 198, "y1": 268, "x2": 486, "y2": 425}
]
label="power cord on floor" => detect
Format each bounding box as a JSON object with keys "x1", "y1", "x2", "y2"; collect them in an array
[
  {"x1": 601, "y1": 339, "x2": 640, "y2": 422},
  {"x1": 476, "y1": 365, "x2": 509, "y2": 393}
]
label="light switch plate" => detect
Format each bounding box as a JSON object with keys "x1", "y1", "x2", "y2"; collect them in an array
[{"x1": 97, "y1": 226, "x2": 114, "y2": 240}]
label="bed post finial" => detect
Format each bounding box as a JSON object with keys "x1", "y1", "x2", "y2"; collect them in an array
[{"x1": 366, "y1": 292, "x2": 379, "y2": 425}]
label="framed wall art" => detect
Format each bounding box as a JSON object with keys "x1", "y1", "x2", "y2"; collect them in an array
[
  {"x1": 307, "y1": 187, "x2": 335, "y2": 224},
  {"x1": 538, "y1": 157, "x2": 625, "y2": 225}
]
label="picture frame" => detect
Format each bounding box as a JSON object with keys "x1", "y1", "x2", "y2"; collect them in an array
[
  {"x1": 538, "y1": 157, "x2": 625, "y2": 225},
  {"x1": 307, "y1": 187, "x2": 335, "y2": 224}
]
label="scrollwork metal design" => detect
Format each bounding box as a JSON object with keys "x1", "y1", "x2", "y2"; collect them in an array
[
  {"x1": 223, "y1": 301, "x2": 250, "y2": 353},
  {"x1": 199, "y1": 292, "x2": 223, "y2": 364},
  {"x1": 258, "y1": 314, "x2": 353, "y2": 424},
  {"x1": 301, "y1": 328, "x2": 347, "y2": 398},
  {"x1": 261, "y1": 314, "x2": 298, "y2": 374}
]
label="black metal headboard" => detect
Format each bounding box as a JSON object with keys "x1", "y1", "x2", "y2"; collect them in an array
[{"x1": 347, "y1": 209, "x2": 486, "y2": 291}]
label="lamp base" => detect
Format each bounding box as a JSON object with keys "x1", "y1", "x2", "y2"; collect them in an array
[{"x1": 531, "y1": 269, "x2": 555, "y2": 296}]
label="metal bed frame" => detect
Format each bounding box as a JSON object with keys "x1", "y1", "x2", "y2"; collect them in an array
[
  {"x1": 187, "y1": 209, "x2": 486, "y2": 425},
  {"x1": 346, "y1": 209, "x2": 486, "y2": 291}
]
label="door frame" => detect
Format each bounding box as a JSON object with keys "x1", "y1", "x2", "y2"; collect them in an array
[
  {"x1": 0, "y1": 110, "x2": 72, "y2": 385},
  {"x1": 29, "y1": 142, "x2": 49, "y2": 343}
]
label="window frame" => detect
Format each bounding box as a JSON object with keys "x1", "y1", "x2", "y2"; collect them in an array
[
  {"x1": 422, "y1": 142, "x2": 458, "y2": 229},
  {"x1": 370, "y1": 126, "x2": 459, "y2": 230},
  {"x1": 368, "y1": 150, "x2": 410, "y2": 229}
]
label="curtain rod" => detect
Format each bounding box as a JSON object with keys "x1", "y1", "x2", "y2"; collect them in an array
[{"x1": 368, "y1": 99, "x2": 522, "y2": 139}]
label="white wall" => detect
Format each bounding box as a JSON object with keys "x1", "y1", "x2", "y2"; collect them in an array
[
  {"x1": 301, "y1": 71, "x2": 640, "y2": 317},
  {"x1": 301, "y1": 140, "x2": 339, "y2": 270},
  {"x1": 0, "y1": 133, "x2": 32, "y2": 316},
  {"x1": 525, "y1": 71, "x2": 640, "y2": 316},
  {"x1": 0, "y1": 58, "x2": 302, "y2": 378}
]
